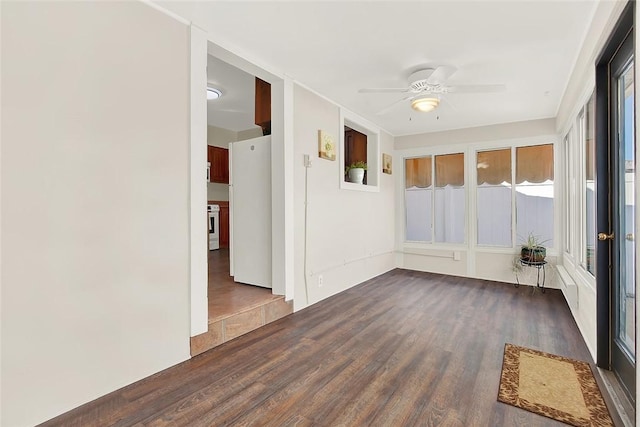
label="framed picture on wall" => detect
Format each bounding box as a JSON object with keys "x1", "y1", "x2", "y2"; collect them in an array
[
  {"x1": 383, "y1": 153, "x2": 392, "y2": 174},
  {"x1": 318, "y1": 130, "x2": 336, "y2": 161}
]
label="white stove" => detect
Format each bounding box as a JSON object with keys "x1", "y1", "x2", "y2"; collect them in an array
[{"x1": 208, "y1": 204, "x2": 220, "y2": 250}]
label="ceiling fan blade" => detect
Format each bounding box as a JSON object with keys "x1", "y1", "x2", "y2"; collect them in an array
[
  {"x1": 447, "y1": 84, "x2": 506, "y2": 94},
  {"x1": 440, "y1": 96, "x2": 458, "y2": 112},
  {"x1": 358, "y1": 87, "x2": 410, "y2": 93},
  {"x1": 426, "y1": 65, "x2": 457, "y2": 84},
  {"x1": 376, "y1": 95, "x2": 413, "y2": 115}
]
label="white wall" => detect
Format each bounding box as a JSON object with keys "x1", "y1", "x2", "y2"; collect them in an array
[
  {"x1": 395, "y1": 120, "x2": 559, "y2": 287},
  {"x1": 553, "y1": 0, "x2": 627, "y2": 361},
  {"x1": 293, "y1": 86, "x2": 395, "y2": 310},
  {"x1": 189, "y1": 23, "x2": 209, "y2": 338},
  {"x1": 1, "y1": 2, "x2": 191, "y2": 425}
]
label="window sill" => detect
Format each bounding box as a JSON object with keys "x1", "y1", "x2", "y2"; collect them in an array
[
  {"x1": 403, "y1": 242, "x2": 467, "y2": 250},
  {"x1": 340, "y1": 181, "x2": 379, "y2": 192}
]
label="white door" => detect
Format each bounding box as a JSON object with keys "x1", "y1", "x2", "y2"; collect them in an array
[{"x1": 230, "y1": 135, "x2": 272, "y2": 288}]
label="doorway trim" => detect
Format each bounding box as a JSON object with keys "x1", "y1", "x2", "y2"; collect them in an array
[
  {"x1": 204, "y1": 42, "x2": 293, "y2": 301},
  {"x1": 189, "y1": 24, "x2": 209, "y2": 336},
  {"x1": 594, "y1": 0, "x2": 635, "y2": 400}
]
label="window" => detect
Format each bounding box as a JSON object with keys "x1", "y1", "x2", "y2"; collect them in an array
[
  {"x1": 404, "y1": 153, "x2": 465, "y2": 244},
  {"x1": 584, "y1": 94, "x2": 596, "y2": 275},
  {"x1": 477, "y1": 149, "x2": 512, "y2": 246},
  {"x1": 339, "y1": 109, "x2": 379, "y2": 191},
  {"x1": 563, "y1": 133, "x2": 573, "y2": 254},
  {"x1": 563, "y1": 93, "x2": 597, "y2": 279},
  {"x1": 344, "y1": 126, "x2": 367, "y2": 184},
  {"x1": 405, "y1": 157, "x2": 432, "y2": 242},
  {"x1": 515, "y1": 144, "x2": 554, "y2": 247},
  {"x1": 434, "y1": 153, "x2": 465, "y2": 243},
  {"x1": 474, "y1": 144, "x2": 554, "y2": 248}
]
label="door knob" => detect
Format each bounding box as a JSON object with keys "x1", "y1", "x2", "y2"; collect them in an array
[
  {"x1": 598, "y1": 232, "x2": 614, "y2": 241},
  {"x1": 626, "y1": 233, "x2": 634, "y2": 241}
]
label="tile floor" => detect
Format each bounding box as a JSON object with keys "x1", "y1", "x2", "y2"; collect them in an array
[{"x1": 190, "y1": 248, "x2": 292, "y2": 356}]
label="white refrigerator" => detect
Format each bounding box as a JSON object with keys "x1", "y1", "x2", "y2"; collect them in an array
[{"x1": 229, "y1": 135, "x2": 272, "y2": 288}]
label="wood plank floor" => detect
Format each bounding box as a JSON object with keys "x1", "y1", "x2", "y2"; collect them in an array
[{"x1": 41, "y1": 269, "x2": 596, "y2": 426}]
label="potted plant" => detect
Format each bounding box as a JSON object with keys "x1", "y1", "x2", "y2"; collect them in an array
[
  {"x1": 345, "y1": 161, "x2": 367, "y2": 184},
  {"x1": 520, "y1": 233, "x2": 548, "y2": 263}
]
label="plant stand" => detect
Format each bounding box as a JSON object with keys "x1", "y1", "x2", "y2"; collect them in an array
[{"x1": 514, "y1": 259, "x2": 547, "y2": 293}]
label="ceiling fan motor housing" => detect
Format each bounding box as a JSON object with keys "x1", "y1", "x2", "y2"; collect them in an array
[{"x1": 408, "y1": 69, "x2": 446, "y2": 93}]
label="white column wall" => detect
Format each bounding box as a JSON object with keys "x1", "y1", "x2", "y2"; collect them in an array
[{"x1": 1, "y1": 2, "x2": 191, "y2": 425}]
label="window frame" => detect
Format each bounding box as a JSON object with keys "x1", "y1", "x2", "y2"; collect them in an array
[
  {"x1": 403, "y1": 151, "x2": 467, "y2": 245},
  {"x1": 563, "y1": 131, "x2": 574, "y2": 257},
  {"x1": 560, "y1": 89, "x2": 597, "y2": 292},
  {"x1": 578, "y1": 93, "x2": 597, "y2": 279},
  {"x1": 339, "y1": 108, "x2": 380, "y2": 192},
  {"x1": 576, "y1": 107, "x2": 588, "y2": 270},
  {"x1": 401, "y1": 138, "x2": 557, "y2": 254}
]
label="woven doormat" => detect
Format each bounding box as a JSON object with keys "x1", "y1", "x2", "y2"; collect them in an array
[{"x1": 498, "y1": 343, "x2": 613, "y2": 426}]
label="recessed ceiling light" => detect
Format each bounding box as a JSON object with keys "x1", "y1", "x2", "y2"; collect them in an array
[
  {"x1": 411, "y1": 96, "x2": 440, "y2": 112},
  {"x1": 207, "y1": 87, "x2": 222, "y2": 100}
]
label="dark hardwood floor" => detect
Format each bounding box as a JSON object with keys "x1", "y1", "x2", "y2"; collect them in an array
[{"x1": 41, "y1": 269, "x2": 594, "y2": 426}]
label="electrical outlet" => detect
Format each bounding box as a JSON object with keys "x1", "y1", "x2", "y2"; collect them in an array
[
  {"x1": 304, "y1": 154, "x2": 312, "y2": 168},
  {"x1": 318, "y1": 274, "x2": 323, "y2": 287}
]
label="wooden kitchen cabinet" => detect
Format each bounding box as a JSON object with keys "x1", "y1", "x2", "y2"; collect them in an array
[
  {"x1": 208, "y1": 146, "x2": 229, "y2": 184},
  {"x1": 344, "y1": 128, "x2": 368, "y2": 184},
  {"x1": 344, "y1": 128, "x2": 367, "y2": 166},
  {"x1": 255, "y1": 77, "x2": 271, "y2": 136},
  {"x1": 218, "y1": 203, "x2": 229, "y2": 249},
  {"x1": 209, "y1": 200, "x2": 230, "y2": 248}
]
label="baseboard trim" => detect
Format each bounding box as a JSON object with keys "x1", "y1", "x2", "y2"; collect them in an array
[{"x1": 593, "y1": 367, "x2": 635, "y2": 427}]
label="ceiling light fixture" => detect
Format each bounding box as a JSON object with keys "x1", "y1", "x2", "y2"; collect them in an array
[
  {"x1": 411, "y1": 96, "x2": 440, "y2": 112},
  {"x1": 207, "y1": 87, "x2": 222, "y2": 100}
]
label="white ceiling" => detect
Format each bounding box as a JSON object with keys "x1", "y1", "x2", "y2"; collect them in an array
[
  {"x1": 207, "y1": 54, "x2": 260, "y2": 132},
  {"x1": 190, "y1": 1, "x2": 598, "y2": 136}
]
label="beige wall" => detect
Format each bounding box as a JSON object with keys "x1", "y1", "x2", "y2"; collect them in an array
[
  {"x1": 1, "y1": 2, "x2": 191, "y2": 425},
  {"x1": 237, "y1": 127, "x2": 264, "y2": 141},
  {"x1": 396, "y1": 118, "x2": 556, "y2": 150},
  {"x1": 293, "y1": 86, "x2": 395, "y2": 310},
  {"x1": 207, "y1": 125, "x2": 236, "y2": 148}
]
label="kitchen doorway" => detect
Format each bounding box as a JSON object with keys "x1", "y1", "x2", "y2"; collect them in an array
[
  {"x1": 193, "y1": 53, "x2": 292, "y2": 356},
  {"x1": 206, "y1": 54, "x2": 274, "y2": 320}
]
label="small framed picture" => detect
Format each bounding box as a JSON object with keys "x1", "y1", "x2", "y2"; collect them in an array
[
  {"x1": 383, "y1": 153, "x2": 392, "y2": 174},
  {"x1": 318, "y1": 130, "x2": 336, "y2": 161}
]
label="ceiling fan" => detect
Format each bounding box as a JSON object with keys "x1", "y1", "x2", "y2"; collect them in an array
[{"x1": 359, "y1": 66, "x2": 506, "y2": 114}]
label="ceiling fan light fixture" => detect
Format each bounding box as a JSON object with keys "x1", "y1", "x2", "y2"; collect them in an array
[
  {"x1": 411, "y1": 96, "x2": 440, "y2": 112},
  {"x1": 207, "y1": 87, "x2": 222, "y2": 100}
]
